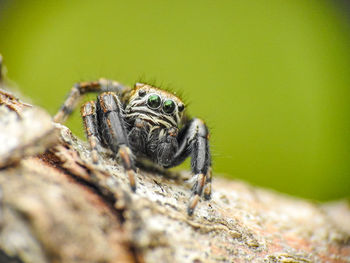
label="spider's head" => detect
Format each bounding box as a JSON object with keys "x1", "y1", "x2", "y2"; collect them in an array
[{"x1": 126, "y1": 83, "x2": 185, "y2": 127}]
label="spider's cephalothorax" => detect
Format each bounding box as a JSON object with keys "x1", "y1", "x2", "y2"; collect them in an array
[{"x1": 53, "y1": 79, "x2": 212, "y2": 215}]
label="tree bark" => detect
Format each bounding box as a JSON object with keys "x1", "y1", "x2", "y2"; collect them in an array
[{"x1": 0, "y1": 83, "x2": 349, "y2": 262}]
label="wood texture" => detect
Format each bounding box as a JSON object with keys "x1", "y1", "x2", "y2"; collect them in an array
[{"x1": 0, "y1": 86, "x2": 349, "y2": 263}]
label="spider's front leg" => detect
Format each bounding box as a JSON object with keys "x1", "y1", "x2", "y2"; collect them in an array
[
  {"x1": 80, "y1": 94, "x2": 137, "y2": 191},
  {"x1": 167, "y1": 118, "x2": 212, "y2": 216},
  {"x1": 96, "y1": 92, "x2": 137, "y2": 191},
  {"x1": 54, "y1": 80, "x2": 136, "y2": 191}
]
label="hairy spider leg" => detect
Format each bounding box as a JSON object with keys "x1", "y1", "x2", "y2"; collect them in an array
[
  {"x1": 96, "y1": 92, "x2": 137, "y2": 191},
  {"x1": 81, "y1": 101, "x2": 103, "y2": 164},
  {"x1": 53, "y1": 80, "x2": 136, "y2": 191},
  {"x1": 166, "y1": 118, "x2": 211, "y2": 216},
  {"x1": 203, "y1": 167, "x2": 212, "y2": 200},
  {"x1": 53, "y1": 78, "x2": 129, "y2": 123}
]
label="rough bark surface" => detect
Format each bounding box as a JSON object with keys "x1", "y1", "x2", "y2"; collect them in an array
[{"x1": 0, "y1": 80, "x2": 349, "y2": 262}]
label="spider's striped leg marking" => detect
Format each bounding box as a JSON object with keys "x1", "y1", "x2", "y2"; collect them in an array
[
  {"x1": 188, "y1": 172, "x2": 206, "y2": 216},
  {"x1": 188, "y1": 119, "x2": 210, "y2": 215},
  {"x1": 118, "y1": 146, "x2": 136, "y2": 192},
  {"x1": 203, "y1": 167, "x2": 212, "y2": 200},
  {"x1": 167, "y1": 118, "x2": 211, "y2": 216},
  {"x1": 97, "y1": 92, "x2": 137, "y2": 191},
  {"x1": 81, "y1": 101, "x2": 103, "y2": 164},
  {"x1": 53, "y1": 78, "x2": 129, "y2": 123}
]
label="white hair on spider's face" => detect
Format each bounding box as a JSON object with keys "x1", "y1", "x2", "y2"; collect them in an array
[{"x1": 125, "y1": 83, "x2": 185, "y2": 128}]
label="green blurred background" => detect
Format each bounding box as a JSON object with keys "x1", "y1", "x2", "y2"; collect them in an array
[{"x1": 1, "y1": 0, "x2": 349, "y2": 201}]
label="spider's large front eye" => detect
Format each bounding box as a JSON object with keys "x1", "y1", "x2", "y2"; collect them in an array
[
  {"x1": 163, "y1": 99, "x2": 176, "y2": 114},
  {"x1": 147, "y1": 94, "x2": 161, "y2": 109}
]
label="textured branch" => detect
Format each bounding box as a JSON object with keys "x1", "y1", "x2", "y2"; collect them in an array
[{"x1": 0, "y1": 86, "x2": 349, "y2": 263}]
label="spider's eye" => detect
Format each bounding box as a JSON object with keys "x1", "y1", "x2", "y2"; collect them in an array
[
  {"x1": 147, "y1": 94, "x2": 161, "y2": 109},
  {"x1": 163, "y1": 99, "x2": 176, "y2": 114},
  {"x1": 138, "y1": 89, "x2": 146, "y2": 97},
  {"x1": 178, "y1": 103, "x2": 185, "y2": 112}
]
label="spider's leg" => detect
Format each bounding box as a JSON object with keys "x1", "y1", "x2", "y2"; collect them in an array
[
  {"x1": 53, "y1": 78, "x2": 129, "y2": 123},
  {"x1": 203, "y1": 167, "x2": 212, "y2": 200},
  {"x1": 81, "y1": 101, "x2": 103, "y2": 164},
  {"x1": 167, "y1": 118, "x2": 211, "y2": 215},
  {"x1": 97, "y1": 92, "x2": 136, "y2": 191}
]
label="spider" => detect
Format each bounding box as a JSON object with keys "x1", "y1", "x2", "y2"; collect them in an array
[{"x1": 53, "y1": 79, "x2": 212, "y2": 215}]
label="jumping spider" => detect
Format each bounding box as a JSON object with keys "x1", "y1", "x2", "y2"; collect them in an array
[{"x1": 53, "y1": 79, "x2": 212, "y2": 215}]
